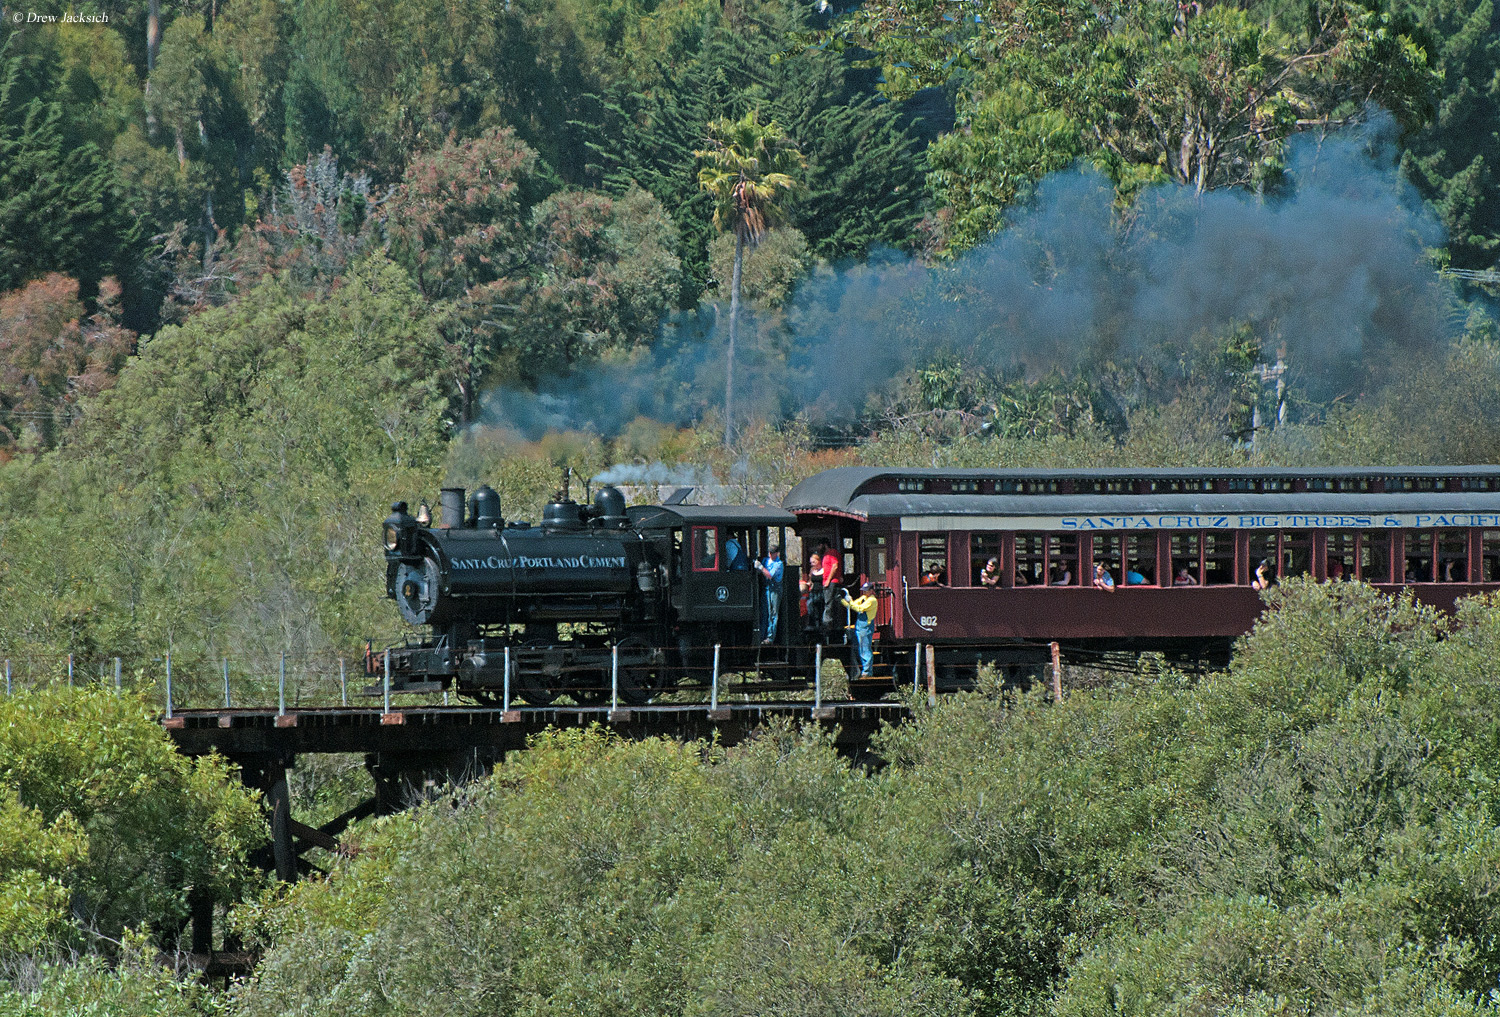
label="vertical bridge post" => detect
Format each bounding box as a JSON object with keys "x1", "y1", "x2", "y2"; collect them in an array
[
  {"x1": 610, "y1": 643, "x2": 619, "y2": 711},
  {"x1": 711, "y1": 644, "x2": 721, "y2": 712}
]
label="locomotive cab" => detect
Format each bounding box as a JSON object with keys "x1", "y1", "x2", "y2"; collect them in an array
[{"x1": 631, "y1": 504, "x2": 797, "y2": 651}]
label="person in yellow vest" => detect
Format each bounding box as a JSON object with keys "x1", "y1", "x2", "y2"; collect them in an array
[{"x1": 841, "y1": 580, "x2": 879, "y2": 678}]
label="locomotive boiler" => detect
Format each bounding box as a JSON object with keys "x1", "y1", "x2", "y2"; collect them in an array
[{"x1": 378, "y1": 479, "x2": 801, "y2": 704}]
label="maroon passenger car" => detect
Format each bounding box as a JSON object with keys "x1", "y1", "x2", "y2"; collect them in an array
[{"x1": 783, "y1": 466, "x2": 1500, "y2": 682}]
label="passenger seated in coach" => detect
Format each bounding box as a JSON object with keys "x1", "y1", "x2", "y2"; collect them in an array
[
  {"x1": 1049, "y1": 565, "x2": 1073, "y2": 586},
  {"x1": 1326, "y1": 559, "x2": 1345, "y2": 581},
  {"x1": 1173, "y1": 566, "x2": 1199, "y2": 586},
  {"x1": 978, "y1": 557, "x2": 1002, "y2": 588},
  {"x1": 1125, "y1": 563, "x2": 1149, "y2": 586},
  {"x1": 1092, "y1": 563, "x2": 1117, "y2": 592},
  {"x1": 1014, "y1": 569, "x2": 1030, "y2": 586},
  {"x1": 1252, "y1": 559, "x2": 1272, "y2": 590},
  {"x1": 920, "y1": 565, "x2": 946, "y2": 586},
  {"x1": 1443, "y1": 559, "x2": 1467, "y2": 582}
]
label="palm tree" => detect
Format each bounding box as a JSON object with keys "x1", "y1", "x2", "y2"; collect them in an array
[{"x1": 695, "y1": 111, "x2": 805, "y2": 445}]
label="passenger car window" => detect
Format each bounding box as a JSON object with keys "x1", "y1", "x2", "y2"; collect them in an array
[
  {"x1": 1437, "y1": 529, "x2": 1468, "y2": 582},
  {"x1": 919, "y1": 534, "x2": 948, "y2": 586},
  {"x1": 1362, "y1": 532, "x2": 1393, "y2": 583}
]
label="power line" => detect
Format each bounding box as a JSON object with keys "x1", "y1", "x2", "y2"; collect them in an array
[{"x1": 1440, "y1": 268, "x2": 1500, "y2": 284}]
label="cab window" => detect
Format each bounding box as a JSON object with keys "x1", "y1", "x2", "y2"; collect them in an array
[{"x1": 692, "y1": 526, "x2": 719, "y2": 571}]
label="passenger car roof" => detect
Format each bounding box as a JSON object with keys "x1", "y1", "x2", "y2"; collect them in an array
[{"x1": 783, "y1": 466, "x2": 1500, "y2": 520}]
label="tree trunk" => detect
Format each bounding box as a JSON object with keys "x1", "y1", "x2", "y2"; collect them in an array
[
  {"x1": 147, "y1": 0, "x2": 160, "y2": 70},
  {"x1": 145, "y1": 0, "x2": 160, "y2": 135},
  {"x1": 203, "y1": 189, "x2": 215, "y2": 270},
  {"x1": 725, "y1": 229, "x2": 743, "y2": 446}
]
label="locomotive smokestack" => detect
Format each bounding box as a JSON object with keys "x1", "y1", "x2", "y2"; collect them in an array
[{"x1": 440, "y1": 488, "x2": 466, "y2": 528}]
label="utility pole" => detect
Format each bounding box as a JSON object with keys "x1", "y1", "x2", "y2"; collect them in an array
[{"x1": 1251, "y1": 357, "x2": 1287, "y2": 449}]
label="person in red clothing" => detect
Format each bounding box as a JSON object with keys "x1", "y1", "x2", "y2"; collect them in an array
[
  {"x1": 804, "y1": 550, "x2": 824, "y2": 634},
  {"x1": 821, "y1": 542, "x2": 843, "y2": 640}
]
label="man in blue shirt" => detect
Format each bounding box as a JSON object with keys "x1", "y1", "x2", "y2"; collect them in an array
[
  {"x1": 725, "y1": 535, "x2": 749, "y2": 570},
  {"x1": 756, "y1": 547, "x2": 784, "y2": 643}
]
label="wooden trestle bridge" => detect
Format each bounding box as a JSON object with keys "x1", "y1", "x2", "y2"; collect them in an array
[
  {"x1": 158, "y1": 696, "x2": 910, "y2": 973},
  {"x1": 165, "y1": 699, "x2": 910, "y2": 880}
]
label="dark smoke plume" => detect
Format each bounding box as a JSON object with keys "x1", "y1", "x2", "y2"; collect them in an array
[{"x1": 480, "y1": 116, "x2": 1455, "y2": 439}]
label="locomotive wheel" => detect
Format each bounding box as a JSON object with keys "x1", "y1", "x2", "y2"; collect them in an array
[
  {"x1": 517, "y1": 670, "x2": 559, "y2": 706},
  {"x1": 615, "y1": 637, "x2": 669, "y2": 706},
  {"x1": 513, "y1": 638, "x2": 560, "y2": 705}
]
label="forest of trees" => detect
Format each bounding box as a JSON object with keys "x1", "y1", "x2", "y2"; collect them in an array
[{"x1": 3, "y1": 0, "x2": 1500, "y2": 1011}]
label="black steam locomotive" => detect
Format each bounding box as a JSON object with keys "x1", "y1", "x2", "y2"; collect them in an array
[{"x1": 378, "y1": 478, "x2": 800, "y2": 703}]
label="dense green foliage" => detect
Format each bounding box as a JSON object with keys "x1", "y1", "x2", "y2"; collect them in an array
[
  {"x1": 1396, "y1": 0, "x2": 1500, "y2": 270},
  {"x1": 0, "y1": 31, "x2": 136, "y2": 300},
  {"x1": 0, "y1": 258, "x2": 447, "y2": 661},
  {"x1": 582, "y1": 6, "x2": 928, "y2": 303},
  {"x1": 0, "y1": 0, "x2": 930, "y2": 329},
  {"x1": 0, "y1": 943, "x2": 231, "y2": 1017},
  {"x1": 834, "y1": 0, "x2": 1495, "y2": 259},
  {"x1": 0, "y1": 688, "x2": 262, "y2": 956},
  {"x1": 221, "y1": 582, "x2": 1500, "y2": 1016}
]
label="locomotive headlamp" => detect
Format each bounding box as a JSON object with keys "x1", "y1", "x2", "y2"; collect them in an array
[{"x1": 383, "y1": 502, "x2": 415, "y2": 552}]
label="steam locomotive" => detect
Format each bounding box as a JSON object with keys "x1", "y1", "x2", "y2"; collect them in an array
[{"x1": 378, "y1": 478, "x2": 801, "y2": 703}]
